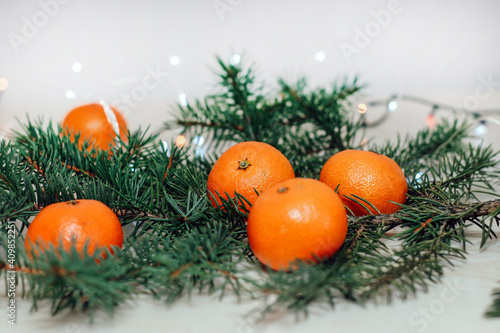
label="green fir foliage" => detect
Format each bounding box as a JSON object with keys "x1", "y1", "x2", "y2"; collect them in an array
[{"x1": 0, "y1": 57, "x2": 499, "y2": 320}]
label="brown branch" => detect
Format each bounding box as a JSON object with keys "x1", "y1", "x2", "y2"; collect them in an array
[
  {"x1": 127, "y1": 143, "x2": 141, "y2": 159},
  {"x1": 25, "y1": 155, "x2": 55, "y2": 199},
  {"x1": 414, "y1": 218, "x2": 433, "y2": 233},
  {"x1": 17, "y1": 205, "x2": 166, "y2": 221},
  {"x1": 0, "y1": 261, "x2": 42, "y2": 275},
  {"x1": 170, "y1": 263, "x2": 193, "y2": 279},
  {"x1": 115, "y1": 210, "x2": 164, "y2": 220},
  {"x1": 207, "y1": 261, "x2": 239, "y2": 281},
  {"x1": 162, "y1": 153, "x2": 174, "y2": 182},
  {"x1": 346, "y1": 225, "x2": 365, "y2": 255},
  {"x1": 0, "y1": 171, "x2": 15, "y2": 191},
  {"x1": 361, "y1": 253, "x2": 435, "y2": 296},
  {"x1": 26, "y1": 153, "x2": 96, "y2": 179},
  {"x1": 25, "y1": 156, "x2": 46, "y2": 178},
  {"x1": 63, "y1": 162, "x2": 96, "y2": 178},
  {"x1": 354, "y1": 199, "x2": 500, "y2": 228},
  {"x1": 1, "y1": 262, "x2": 77, "y2": 279}
]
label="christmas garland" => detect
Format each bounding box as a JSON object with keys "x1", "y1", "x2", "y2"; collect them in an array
[{"x1": 1, "y1": 57, "x2": 499, "y2": 322}]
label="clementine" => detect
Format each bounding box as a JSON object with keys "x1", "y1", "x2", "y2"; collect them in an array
[
  {"x1": 207, "y1": 141, "x2": 295, "y2": 210},
  {"x1": 61, "y1": 103, "x2": 128, "y2": 151},
  {"x1": 247, "y1": 178, "x2": 348, "y2": 271},
  {"x1": 319, "y1": 149, "x2": 407, "y2": 216},
  {"x1": 25, "y1": 199, "x2": 124, "y2": 258}
]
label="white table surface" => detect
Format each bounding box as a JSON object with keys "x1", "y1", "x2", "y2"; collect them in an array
[
  {"x1": 1, "y1": 226, "x2": 499, "y2": 333},
  {"x1": 1, "y1": 0, "x2": 499, "y2": 331}
]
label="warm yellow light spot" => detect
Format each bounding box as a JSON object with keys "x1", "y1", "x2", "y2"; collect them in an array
[
  {"x1": 0, "y1": 78, "x2": 8, "y2": 91},
  {"x1": 357, "y1": 103, "x2": 367, "y2": 114},
  {"x1": 175, "y1": 134, "x2": 186, "y2": 148}
]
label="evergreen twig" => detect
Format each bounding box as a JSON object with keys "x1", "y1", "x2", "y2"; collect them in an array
[
  {"x1": 0, "y1": 57, "x2": 499, "y2": 321},
  {"x1": 486, "y1": 287, "x2": 500, "y2": 317}
]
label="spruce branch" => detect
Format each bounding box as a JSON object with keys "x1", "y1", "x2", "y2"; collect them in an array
[
  {"x1": 354, "y1": 198, "x2": 500, "y2": 229},
  {"x1": 486, "y1": 287, "x2": 500, "y2": 317},
  {"x1": 138, "y1": 222, "x2": 250, "y2": 303},
  {"x1": 165, "y1": 57, "x2": 500, "y2": 318},
  {"x1": 1, "y1": 57, "x2": 500, "y2": 321},
  {"x1": 372, "y1": 119, "x2": 469, "y2": 167},
  {"x1": 166, "y1": 58, "x2": 362, "y2": 176}
]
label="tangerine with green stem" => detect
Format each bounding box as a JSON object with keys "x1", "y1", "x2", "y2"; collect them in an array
[{"x1": 207, "y1": 141, "x2": 295, "y2": 210}]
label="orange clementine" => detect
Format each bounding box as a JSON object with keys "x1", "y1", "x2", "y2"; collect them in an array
[
  {"x1": 247, "y1": 178, "x2": 348, "y2": 271},
  {"x1": 207, "y1": 141, "x2": 295, "y2": 209},
  {"x1": 61, "y1": 103, "x2": 128, "y2": 151},
  {"x1": 319, "y1": 149, "x2": 407, "y2": 216},
  {"x1": 25, "y1": 199, "x2": 124, "y2": 258}
]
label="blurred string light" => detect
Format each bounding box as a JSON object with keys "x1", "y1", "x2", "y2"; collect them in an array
[
  {"x1": 357, "y1": 100, "x2": 391, "y2": 127},
  {"x1": 65, "y1": 90, "x2": 76, "y2": 99},
  {"x1": 179, "y1": 93, "x2": 188, "y2": 106},
  {"x1": 426, "y1": 113, "x2": 436, "y2": 129},
  {"x1": 0, "y1": 77, "x2": 9, "y2": 91},
  {"x1": 192, "y1": 135, "x2": 205, "y2": 146},
  {"x1": 315, "y1": 51, "x2": 326, "y2": 62},
  {"x1": 175, "y1": 134, "x2": 186, "y2": 148},
  {"x1": 357, "y1": 103, "x2": 367, "y2": 114},
  {"x1": 162, "y1": 134, "x2": 206, "y2": 155},
  {"x1": 72, "y1": 62, "x2": 82, "y2": 73},
  {"x1": 414, "y1": 172, "x2": 423, "y2": 184},
  {"x1": 359, "y1": 94, "x2": 500, "y2": 136},
  {"x1": 160, "y1": 140, "x2": 171, "y2": 157},
  {"x1": 230, "y1": 53, "x2": 242, "y2": 65},
  {"x1": 474, "y1": 120, "x2": 487, "y2": 136},
  {"x1": 192, "y1": 135, "x2": 205, "y2": 159},
  {"x1": 475, "y1": 117, "x2": 500, "y2": 137},
  {"x1": 170, "y1": 55, "x2": 180, "y2": 66},
  {"x1": 195, "y1": 148, "x2": 204, "y2": 159},
  {"x1": 425, "y1": 105, "x2": 439, "y2": 129},
  {"x1": 387, "y1": 100, "x2": 398, "y2": 112}
]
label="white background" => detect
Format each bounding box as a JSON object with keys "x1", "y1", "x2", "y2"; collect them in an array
[
  {"x1": 1, "y1": 0, "x2": 500, "y2": 144},
  {"x1": 1, "y1": 0, "x2": 500, "y2": 332}
]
